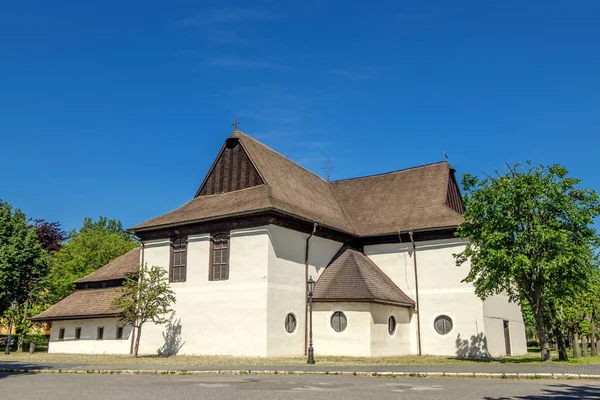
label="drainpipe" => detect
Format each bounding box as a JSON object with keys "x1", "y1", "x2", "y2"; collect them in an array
[
  {"x1": 304, "y1": 222, "x2": 318, "y2": 356},
  {"x1": 130, "y1": 240, "x2": 145, "y2": 355},
  {"x1": 408, "y1": 231, "x2": 422, "y2": 356}
]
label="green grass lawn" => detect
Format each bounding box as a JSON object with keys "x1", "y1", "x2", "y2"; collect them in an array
[{"x1": 1, "y1": 348, "x2": 599, "y2": 367}]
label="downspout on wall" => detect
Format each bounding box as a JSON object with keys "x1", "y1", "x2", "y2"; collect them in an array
[
  {"x1": 408, "y1": 231, "x2": 422, "y2": 356},
  {"x1": 304, "y1": 222, "x2": 318, "y2": 356}
]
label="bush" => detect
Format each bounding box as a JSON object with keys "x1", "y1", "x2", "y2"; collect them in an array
[{"x1": 0, "y1": 334, "x2": 49, "y2": 352}]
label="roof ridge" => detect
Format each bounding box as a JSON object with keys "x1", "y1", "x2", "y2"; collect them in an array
[
  {"x1": 233, "y1": 130, "x2": 329, "y2": 183},
  {"x1": 330, "y1": 161, "x2": 449, "y2": 184}
]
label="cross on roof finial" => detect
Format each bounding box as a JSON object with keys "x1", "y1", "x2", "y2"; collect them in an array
[{"x1": 231, "y1": 118, "x2": 240, "y2": 131}]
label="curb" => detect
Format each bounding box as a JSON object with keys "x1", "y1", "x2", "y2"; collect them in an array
[{"x1": 1, "y1": 368, "x2": 600, "y2": 380}]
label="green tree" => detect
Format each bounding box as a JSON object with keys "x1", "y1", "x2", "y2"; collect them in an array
[
  {"x1": 0, "y1": 201, "x2": 49, "y2": 315},
  {"x1": 455, "y1": 163, "x2": 600, "y2": 362},
  {"x1": 45, "y1": 217, "x2": 138, "y2": 302},
  {"x1": 113, "y1": 264, "x2": 176, "y2": 357}
]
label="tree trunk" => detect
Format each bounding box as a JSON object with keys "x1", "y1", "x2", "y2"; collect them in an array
[
  {"x1": 573, "y1": 332, "x2": 580, "y2": 358},
  {"x1": 16, "y1": 334, "x2": 24, "y2": 352},
  {"x1": 592, "y1": 319, "x2": 597, "y2": 357},
  {"x1": 133, "y1": 326, "x2": 142, "y2": 358},
  {"x1": 556, "y1": 326, "x2": 568, "y2": 361},
  {"x1": 532, "y1": 297, "x2": 551, "y2": 362},
  {"x1": 582, "y1": 336, "x2": 588, "y2": 357}
]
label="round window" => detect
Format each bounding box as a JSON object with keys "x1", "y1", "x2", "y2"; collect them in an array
[
  {"x1": 285, "y1": 313, "x2": 297, "y2": 333},
  {"x1": 388, "y1": 316, "x2": 396, "y2": 335},
  {"x1": 331, "y1": 311, "x2": 347, "y2": 332},
  {"x1": 434, "y1": 315, "x2": 453, "y2": 335}
]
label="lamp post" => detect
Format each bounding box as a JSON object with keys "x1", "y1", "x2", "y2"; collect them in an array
[
  {"x1": 4, "y1": 300, "x2": 18, "y2": 355},
  {"x1": 307, "y1": 276, "x2": 316, "y2": 364}
]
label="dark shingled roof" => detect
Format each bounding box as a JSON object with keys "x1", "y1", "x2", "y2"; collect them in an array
[
  {"x1": 330, "y1": 162, "x2": 464, "y2": 236},
  {"x1": 313, "y1": 247, "x2": 415, "y2": 307},
  {"x1": 131, "y1": 131, "x2": 463, "y2": 236},
  {"x1": 132, "y1": 131, "x2": 354, "y2": 233},
  {"x1": 75, "y1": 247, "x2": 141, "y2": 283},
  {"x1": 30, "y1": 288, "x2": 123, "y2": 322}
]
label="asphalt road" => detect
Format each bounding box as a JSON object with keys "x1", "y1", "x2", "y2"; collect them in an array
[{"x1": 1, "y1": 373, "x2": 599, "y2": 399}]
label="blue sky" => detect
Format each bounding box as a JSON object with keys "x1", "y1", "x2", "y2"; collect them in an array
[{"x1": 1, "y1": 1, "x2": 599, "y2": 232}]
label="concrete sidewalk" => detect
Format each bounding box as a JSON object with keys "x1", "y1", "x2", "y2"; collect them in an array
[{"x1": 1, "y1": 360, "x2": 600, "y2": 379}]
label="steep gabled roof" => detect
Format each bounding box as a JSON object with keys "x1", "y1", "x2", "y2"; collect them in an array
[
  {"x1": 75, "y1": 247, "x2": 141, "y2": 284},
  {"x1": 30, "y1": 287, "x2": 123, "y2": 322},
  {"x1": 313, "y1": 247, "x2": 415, "y2": 307},
  {"x1": 133, "y1": 131, "x2": 355, "y2": 233},
  {"x1": 330, "y1": 162, "x2": 464, "y2": 236},
  {"x1": 131, "y1": 131, "x2": 464, "y2": 236}
]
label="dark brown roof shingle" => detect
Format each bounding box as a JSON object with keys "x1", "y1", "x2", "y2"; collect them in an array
[
  {"x1": 330, "y1": 162, "x2": 464, "y2": 236},
  {"x1": 30, "y1": 288, "x2": 123, "y2": 321},
  {"x1": 313, "y1": 247, "x2": 415, "y2": 307},
  {"x1": 131, "y1": 131, "x2": 463, "y2": 236},
  {"x1": 74, "y1": 247, "x2": 141, "y2": 283}
]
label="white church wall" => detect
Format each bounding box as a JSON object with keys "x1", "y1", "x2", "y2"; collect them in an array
[
  {"x1": 370, "y1": 304, "x2": 415, "y2": 356},
  {"x1": 312, "y1": 302, "x2": 372, "y2": 356},
  {"x1": 483, "y1": 295, "x2": 527, "y2": 356},
  {"x1": 365, "y1": 239, "x2": 488, "y2": 357},
  {"x1": 138, "y1": 227, "x2": 270, "y2": 356},
  {"x1": 48, "y1": 318, "x2": 132, "y2": 354},
  {"x1": 265, "y1": 225, "x2": 343, "y2": 356}
]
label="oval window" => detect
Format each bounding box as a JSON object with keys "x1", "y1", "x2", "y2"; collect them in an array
[
  {"x1": 388, "y1": 316, "x2": 396, "y2": 335},
  {"x1": 434, "y1": 315, "x2": 453, "y2": 335},
  {"x1": 331, "y1": 311, "x2": 347, "y2": 332},
  {"x1": 285, "y1": 313, "x2": 297, "y2": 333}
]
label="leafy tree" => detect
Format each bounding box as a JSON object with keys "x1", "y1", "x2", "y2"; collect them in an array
[
  {"x1": 455, "y1": 163, "x2": 600, "y2": 362},
  {"x1": 30, "y1": 219, "x2": 68, "y2": 253},
  {"x1": 45, "y1": 217, "x2": 138, "y2": 302},
  {"x1": 113, "y1": 264, "x2": 176, "y2": 357},
  {"x1": 0, "y1": 201, "x2": 49, "y2": 315}
]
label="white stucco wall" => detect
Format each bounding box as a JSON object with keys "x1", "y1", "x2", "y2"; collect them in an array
[
  {"x1": 483, "y1": 295, "x2": 527, "y2": 356},
  {"x1": 370, "y1": 304, "x2": 415, "y2": 357},
  {"x1": 138, "y1": 227, "x2": 270, "y2": 356},
  {"x1": 48, "y1": 318, "x2": 132, "y2": 354},
  {"x1": 265, "y1": 225, "x2": 343, "y2": 356},
  {"x1": 365, "y1": 239, "x2": 489, "y2": 357},
  {"x1": 312, "y1": 302, "x2": 414, "y2": 357},
  {"x1": 313, "y1": 302, "x2": 372, "y2": 356}
]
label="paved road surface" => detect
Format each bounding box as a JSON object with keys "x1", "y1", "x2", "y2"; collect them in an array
[{"x1": 1, "y1": 373, "x2": 599, "y2": 399}]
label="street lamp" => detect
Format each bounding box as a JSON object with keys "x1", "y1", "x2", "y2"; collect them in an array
[
  {"x1": 4, "y1": 299, "x2": 18, "y2": 355},
  {"x1": 307, "y1": 276, "x2": 316, "y2": 364}
]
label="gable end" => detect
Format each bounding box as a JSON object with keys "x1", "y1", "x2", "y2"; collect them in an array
[
  {"x1": 196, "y1": 138, "x2": 264, "y2": 197},
  {"x1": 445, "y1": 169, "x2": 465, "y2": 214}
]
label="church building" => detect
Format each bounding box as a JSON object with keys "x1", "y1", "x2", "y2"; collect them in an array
[{"x1": 32, "y1": 129, "x2": 527, "y2": 358}]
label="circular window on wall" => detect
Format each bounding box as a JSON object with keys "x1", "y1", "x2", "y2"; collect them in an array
[
  {"x1": 388, "y1": 316, "x2": 396, "y2": 335},
  {"x1": 434, "y1": 315, "x2": 453, "y2": 335},
  {"x1": 331, "y1": 311, "x2": 347, "y2": 332},
  {"x1": 285, "y1": 313, "x2": 297, "y2": 333}
]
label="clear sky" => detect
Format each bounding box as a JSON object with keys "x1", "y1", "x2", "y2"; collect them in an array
[{"x1": 1, "y1": 1, "x2": 599, "y2": 231}]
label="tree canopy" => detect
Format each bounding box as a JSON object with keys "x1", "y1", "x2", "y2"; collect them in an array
[
  {"x1": 0, "y1": 201, "x2": 49, "y2": 315},
  {"x1": 45, "y1": 217, "x2": 138, "y2": 303},
  {"x1": 113, "y1": 264, "x2": 176, "y2": 357},
  {"x1": 455, "y1": 163, "x2": 600, "y2": 362}
]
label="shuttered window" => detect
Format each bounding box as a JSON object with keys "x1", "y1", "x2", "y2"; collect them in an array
[
  {"x1": 210, "y1": 233, "x2": 230, "y2": 281},
  {"x1": 170, "y1": 237, "x2": 187, "y2": 282}
]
